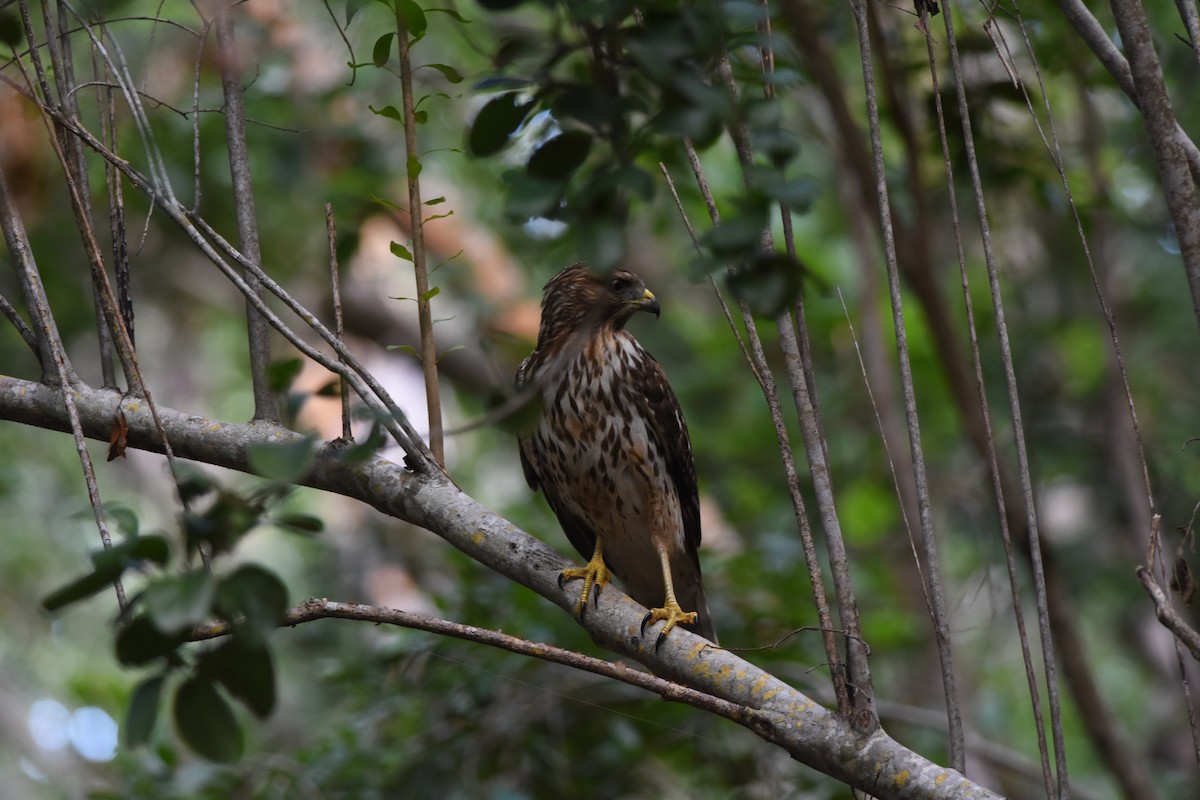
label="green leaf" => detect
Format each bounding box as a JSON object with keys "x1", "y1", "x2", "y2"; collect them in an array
[
  {"x1": 144, "y1": 571, "x2": 216, "y2": 635},
  {"x1": 426, "y1": 7, "x2": 471, "y2": 22},
  {"x1": 198, "y1": 639, "x2": 276, "y2": 719},
  {"x1": 421, "y1": 63, "x2": 463, "y2": 84},
  {"x1": 413, "y1": 109, "x2": 427, "y2": 125},
  {"x1": 437, "y1": 344, "x2": 465, "y2": 363},
  {"x1": 42, "y1": 560, "x2": 124, "y2": 612},
  {"x1": 247, "y1": 438, "x2": 317, "y2": 483},
  {"x1": 526, "y1": 131, "x2": 592, "y2": 180},
  {"x1": 372, "y1": 32, "x2": 394, "y2": 67},
  {"x1": 314, "y1": 380, "x2": 342, "y2": 397},
  {"x1": 503, "y1": 171, "x2": 564, "y2": 220},
  {"x1": 174, "y1": 675, "x2": 244, "y2": 763},
  {"x1": 182, "y1": 490, "x2": 265, "y2": 556},
  {"x1": 88, "y1": 534, "x2": 171, "y2": 576},
  {"x1": 173, "y1": 464, "x2": 217, "y2": 504},
  {"x1": 420, "y1": 286, "x2": 440, "y2": 301},
  {"x1": 215, "y1": 565, "x2": 288, "y2": 642},
  {"x1": 74, "y1": 503, "x2": 139, "y2": 537},
  {"x1": 703, "y1": 212, "x2": 768, "y2": 256},
  {"x1": 125, "y1": 675, "x2": 166, "y2": 748},
  {"x1": 369, "y1": 104, "x2": 403, "y2": 122},
  {"x1": 121, "y1": 534, "x2": 171, "y2": 567},
  {"x1": 339, "y1": 423, "x2": 386, "y2": 465},
  {"x1": 345, "y1": 0, "x2": 368, "y2": 25},
  {"x1": 726, "y1": 254, "x2": 803, "y2": 318},
  {"x1": 274, "y1": 513, "x2": 325, "y2": 535},
  {"x1": 266, "y1": 358, "x2": 303, "y2": 394},
  {"x1": 116, "y1": 616, "x2": 188, "y2": 666},
  {"x1": 399, "y1": 0, "x2": 427, "y2": 41},
  {"x1": 424, "y1": 196, "x2": 446, "y2": 206},
  {"x1": 407, "y1": 153, "x2": 422, "y2": 178},
  {"x1": 746, "y1": 165, "x2": 818, "y2": 209},
  {"x1": 371, "y1": 194, "x2": 405, "y2": 212},
  {"x1": 468, "y1": 93, "x2": 534, "y2": 157},
  {"x1": 578, "y1": 219, "x2": 626, "y2": 272},
  {"x1": 388, "y1": 344, "x2": 422, "y2": 362},
  {"x1": 390, "y1": 241, "x2": 414, "y2": 261}
]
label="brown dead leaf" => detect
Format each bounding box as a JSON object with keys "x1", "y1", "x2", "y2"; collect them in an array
[{"x1": 107, "y1": 410, "x2": 129, "y2": 461}]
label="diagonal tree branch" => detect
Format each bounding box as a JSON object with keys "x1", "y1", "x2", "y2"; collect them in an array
[{"x1": 0, "y1": 373, "x2": 1002, "y2": 800}]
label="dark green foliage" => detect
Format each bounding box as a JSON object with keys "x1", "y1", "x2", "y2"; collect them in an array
[
  {"x1": 468, "y1": 92, "x2": 537, "y2": 156},
  {"x1": 125, "y1": 675, "x2": 166, "y2": 748},
  {"x1": 42, "y1": 474, "x2": 310, "y2": 764},
  {"x1": 466, "y1": 0, "x2": 811, "y2": 284},
  {"x1": 174, "y1": 675, "x2": 245, "y2": 763}
]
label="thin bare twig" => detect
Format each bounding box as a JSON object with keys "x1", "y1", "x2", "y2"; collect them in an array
[
  {"x1": 215, "y1": 1, "x2": 276, "y2": 422},
  {"x1": 847, "y1": 0, "x2": 957, "y2": 754},
  {"x1": 0, "y1": 163, "x2": 127, "y2": 611},
  {"x1": 1052, "y1": 0, "x2": 1200, "y2": 184},
  {"x1": 917, "y1": 6, "x2": 1053, "y2": 788},
  {"x1": 1007, "y1": 8, "x2": 1162, "y2": 790},
  {"x1": 1137, "y1": 564, "x2": 1200, "y2": 661},
  {"x1": 192, "y1": 598, "x2": 761, "y2": 722},
  {"x1": 326, "y1": 203, "x2": 352, "y2": 442},
  {"x1": 397, "y1": 9, "x2": 443, "y2": 466},
  {"x1": 0, "y1": 292, "x2": 40, "y2": 355},
  {"x1": 676, "y1": 135, "x2": 851, "y2": 716},
  {"x1": 936, "y1": 4, "x2": 1070, "y2": 795},
  {"x1": 1107, "y1": 0, "x2": 1200, "y2": 336}
]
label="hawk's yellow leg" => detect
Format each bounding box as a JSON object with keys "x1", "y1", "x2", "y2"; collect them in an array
[
  {"x1": 558, "y1": 536, "x2": 610, "y2": 614},
  {"x1": 641, "y1": 547, "x2": 698, "y2": 649}
]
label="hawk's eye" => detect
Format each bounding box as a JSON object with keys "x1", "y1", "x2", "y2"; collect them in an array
[{"x1": 609, "y1": 277, "x2": 631, "y2": 292}]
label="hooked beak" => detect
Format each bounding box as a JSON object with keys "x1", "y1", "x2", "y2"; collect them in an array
[{"x1": 639, "y1": 288, "x2": 660, "y2": 318}]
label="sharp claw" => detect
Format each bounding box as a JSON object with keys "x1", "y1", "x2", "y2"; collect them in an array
[
  {"x1": 557, "y1": 572, "x2": 566, "y2": 590},
  {"x1": 655, "y1": 629, "x2": 668, "y2": 651},
  {"x1": 591, "y1": 582, "x2": 603, "y2": 606},
  {"x1": 640, "y1": 611, "x2": 653, "y2": 636}
]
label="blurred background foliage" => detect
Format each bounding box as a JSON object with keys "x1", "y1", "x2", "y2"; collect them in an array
[{"x1": 1, "y1": 0, "x2": 1199, "y2": 798}]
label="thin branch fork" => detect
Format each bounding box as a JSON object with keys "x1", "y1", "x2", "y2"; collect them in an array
[
  {"x1": 192, "y1": 598, "x2": 760, "y2": 724},
  {"x1": 1137, "y1": 566, "x2": 1200, "y2": 662},
  {"x1": 0, "y1": 374, "x2": 1003, "y2": 800}
]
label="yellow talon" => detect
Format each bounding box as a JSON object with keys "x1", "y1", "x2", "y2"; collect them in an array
[
  {"x1": 640, "y1": 548, "x2": 698, "y2": 649},
  {"x1": 641, "y1": 601, "x2": 698, "y2": 649},
  {"x1": 559, "y1": 538, "x2": 609, "y2": 615}
]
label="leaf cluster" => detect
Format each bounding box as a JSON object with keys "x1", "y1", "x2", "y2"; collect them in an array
[
  {"x1": 466, "y1": 0, "x2": 815, "y2": 304},
  {"x1": 41, "y1": 461, "x2": 325, "y2": 763}
]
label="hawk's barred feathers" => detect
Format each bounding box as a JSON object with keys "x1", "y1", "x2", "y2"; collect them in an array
[{"x1": 517, "y1": 263, "x2": 716, "y2": 643}]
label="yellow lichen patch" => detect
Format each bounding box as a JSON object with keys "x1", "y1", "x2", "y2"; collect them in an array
[
  {"x1": 751, "y1": 675, "x2": 770, "y2": 695},
  {"x1": 687, "y1": 642, "x2": 708, "y2": 661},
  {"x1": 935, "y1": 772, "x2": 948, "y2": 785},
  {"x1": 762, "y1": 688, "x2": 777, "y2": 701},
  {"x1": 715, "y1": 664, "x2": 733, "y2": 681},
  {"x1": 735, "y1": 669, "x2": 746, "y2": 680},
  {"x1": 894, "y1": 769, "x2": 910, "y2": 787},
  {"x1": 470, "y1": 530, "x2": 486, "y2": 545}
]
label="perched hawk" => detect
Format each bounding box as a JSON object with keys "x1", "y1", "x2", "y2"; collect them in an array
[{"x1": 517, "y1": 263, "x2": 716, "y2": 645}]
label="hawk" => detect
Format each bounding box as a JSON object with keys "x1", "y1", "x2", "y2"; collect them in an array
[{"x1": 517, "y1": 263, "x2": 716, "y2": 645}]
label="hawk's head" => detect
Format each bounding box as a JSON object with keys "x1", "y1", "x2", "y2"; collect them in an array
[{"x1": 536, "y1": 263, "x2": 660, "y2": 345}]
